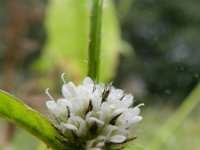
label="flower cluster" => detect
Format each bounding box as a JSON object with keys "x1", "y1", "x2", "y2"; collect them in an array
[{"x1": 45, "y1": 75, "x2": 143, "y2": 150}]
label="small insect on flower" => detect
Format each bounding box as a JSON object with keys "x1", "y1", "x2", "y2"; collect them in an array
[{"x1": 45, "y1": 74, "x2": 144, "y2": 150}]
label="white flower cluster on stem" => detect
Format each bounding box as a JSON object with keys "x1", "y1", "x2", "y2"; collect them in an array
[{"x1": 45, "y1": 75, "x2": 143, "y2": 150}]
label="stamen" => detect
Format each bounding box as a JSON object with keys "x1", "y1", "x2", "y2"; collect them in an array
[
  {"x1": 136, "y1": 103, "x2": 145, "y2": 108},
  {"x1": 61, "y1": 73, "x2": 66, "y2": 84},
  {"x1": 45, "y1": 88, "x2": 55, "y2": 101}
]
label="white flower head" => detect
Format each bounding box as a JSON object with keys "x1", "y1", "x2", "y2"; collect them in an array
[{"x1": 45, "y1": 75, "x2": 143, "y2": 150}]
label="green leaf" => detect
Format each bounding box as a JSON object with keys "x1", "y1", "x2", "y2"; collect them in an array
[{"x1": 0, "y1": 90, "x2": 66, "y2": 150}]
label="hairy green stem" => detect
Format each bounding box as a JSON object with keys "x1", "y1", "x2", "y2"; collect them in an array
[
  {"x1": 88, "y1": 0, "x2": 103, "y2": 82},
  {"x1": 149, "y1": 83, "x2": 200, "y2": 150}
]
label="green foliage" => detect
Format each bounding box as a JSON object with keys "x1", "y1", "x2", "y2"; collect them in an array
[
  {"x1": 34, "y1": 0, "x2": 121, "y2": 82},
  {"x1": 135, "y1": 104, "x2": 200, "y2": 150},
  {"x1": 149, "y1": 82, "x2": 200, "y2": 150},
  {"x1": 0, "y1": 90, "x2": 66, "y2": 150}
]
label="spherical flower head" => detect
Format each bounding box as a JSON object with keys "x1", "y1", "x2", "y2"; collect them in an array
[{"x1": 45, "y1": 75, "x2": 143, "y2": 150}]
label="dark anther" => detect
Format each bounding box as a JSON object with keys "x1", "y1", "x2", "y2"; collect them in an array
[
  {"x1": 89, "y1": 122, "x2": 98, "y2": 135},
  {"x1": 92, "y1": 84, "x2": 96, "y2": 93},
  {"x1": 102, "y1": 85, "x2": 111, "y2": 103},
  {"x1": 122, "y1": 137, "x2": 137, "y2": 144},
  {"x1": 86, "y1": 100, "x2": 93, "y2": 114},
  {"x1": 109, "y1": 113, "x2": 122, "y2": 125},
  {"x1": 71, "y1": 130, "x2": 78, "y2": 138},
  {"x1": 67, "y1": 106, "x2": 70, "y2": 118},
  {"x1": 119, "y1": 95, "x2": 125, "y2": 101}
]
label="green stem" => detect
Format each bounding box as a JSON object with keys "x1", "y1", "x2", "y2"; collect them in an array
[
  {"x1": 149, "y1": 83, "x2": 200, "y2": 150},
  {"x1": 88, "y1": 0, "x2": 103, "y2": 82}
]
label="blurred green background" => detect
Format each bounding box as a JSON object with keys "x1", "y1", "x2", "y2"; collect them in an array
[{"x1": 0, "y1": 0, "x2": 199, "y2": 150}]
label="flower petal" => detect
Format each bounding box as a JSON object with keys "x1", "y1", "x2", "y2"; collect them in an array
[
  {"x1": 83, "y1": 77, "x2": 94, "y2": 86},
  {"x1": 121, "y1": 94, "x2": 134, "y2": 107},
  {"x1": 88, "y1": 117, "x2": 104, "y2": 126},
  {"x1": 62, "y1": 82, "x2": 76, "y2": 99},
  {"x1": 130, "y1": 116, "x2": 143, "y2": 124},
  {"x1": 108, "y1": 135, "x2": 126, "y2": 143},
  {"x1": 46, "y1": 101, "x2": 57, "y2": 112},
  {"x1": 61, "y1": 123, "x2": 78, "y2": 132}
]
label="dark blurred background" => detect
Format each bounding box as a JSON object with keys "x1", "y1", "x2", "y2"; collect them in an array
[
  {"x1": 0, "y1": 0, "x2": 200, "y2": 150},
  {"x1": 114, "y1": 0, "x2": 200, "y2": 104},
  {"x1": 0, "y1": 0, "x2": 46, "y2": 92}
]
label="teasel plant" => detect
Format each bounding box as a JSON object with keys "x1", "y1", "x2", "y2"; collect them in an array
[{"x1": 0, "y1": 0, "x2": 145, "y2": 149}]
